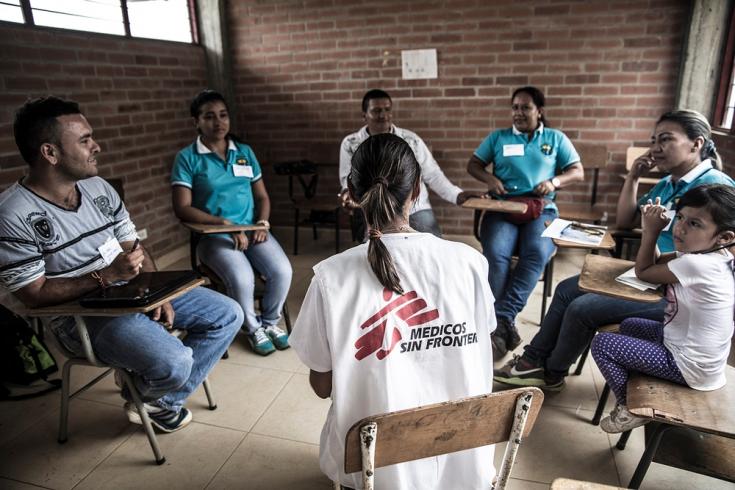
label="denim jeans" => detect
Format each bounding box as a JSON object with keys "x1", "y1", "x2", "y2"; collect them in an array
[
  {"x1": 524, "y1": 275, "x2": 667, "y2": 378},
  {"x1": 480, "y1": 208, "x2": 557, "y2": 321},
  {"x1": 409, "y1": 209, "x2": 442, "y2": 237},
  {"x1": 57, "y1": 287, "x2": 243, "y2": 411},
  {"x1": 197, "y1": 231, "x2": 292, "y2": 334}
]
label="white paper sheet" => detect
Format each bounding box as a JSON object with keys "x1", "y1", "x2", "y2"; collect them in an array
[
  {"x1": 614, "y1": 267, "x2": 660, "y2": 291},
  {"x1": 541, "y1": 218, "x2": 606, "y2": 246}
]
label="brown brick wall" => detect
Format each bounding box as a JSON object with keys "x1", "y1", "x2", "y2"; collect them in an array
[
  {"x1": 0, "y1": 23, "x2": 207, "y2": 258},
  {"x1": 714, "y1": 131, "x2": 735, "y2": 177},
  {"x1": 228, "y1": 0, "x2": 689, "y2": 233}
]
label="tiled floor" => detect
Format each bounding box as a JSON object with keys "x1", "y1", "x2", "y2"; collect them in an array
[{"x1": 0, "y1": 228, "x2": 730, "y2": 489}]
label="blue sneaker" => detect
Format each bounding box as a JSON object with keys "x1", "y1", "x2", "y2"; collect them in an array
[
  {"x1": 265, "y1": 325, "x2": 290, "y2": 350},
  {"x1": 248, "y1": 327, "x2": 276, "y2": 356}
]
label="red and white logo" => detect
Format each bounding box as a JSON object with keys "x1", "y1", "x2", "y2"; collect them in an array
[{"x1": 354, "y1": 288, "x2": 440, "y2": 361}]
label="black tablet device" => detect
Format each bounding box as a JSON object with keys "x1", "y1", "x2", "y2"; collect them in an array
[{"x1": 79, "y1": 270, "x2": 200, "y2": 308}]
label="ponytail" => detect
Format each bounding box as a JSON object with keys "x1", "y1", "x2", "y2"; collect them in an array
[{"x1": 349, "y1": 134, "x2": 420, "y2": 295}]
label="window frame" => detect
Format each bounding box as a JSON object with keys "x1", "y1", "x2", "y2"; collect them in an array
[
  {"x1": 12, "y1": 0, "x2": 198, "y2": 44},
  {"x1": 714, "y1": 5, "x2": 735, "y2": 133}
]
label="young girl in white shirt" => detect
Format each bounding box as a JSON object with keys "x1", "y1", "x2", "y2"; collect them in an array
[{"x1": 592, "y1": 184, "x2": 735, "y2": 433}]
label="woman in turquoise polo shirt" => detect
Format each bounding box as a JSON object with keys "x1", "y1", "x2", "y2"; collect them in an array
[
  {"x1": 467, "y1": 86, "x2": 584, "y2": 358},
  {"x1": 171, "y1": 90, "x2": 292, "y2": 356}
]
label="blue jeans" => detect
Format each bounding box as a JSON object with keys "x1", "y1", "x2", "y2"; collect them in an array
[
  {"x1": 524, "y1": 275, "x2": 667, "y2": 378},
  {"x1": 58, "y1": 287, "x2": 243, "y2": 411},
  {"x1": 409, "y1": 209, "x2": 442, "y2": 237},
  {"x1": 197, "y1": 231, "x2": 292, "y2": 334},
  {"x1": 480, "y1": 208, "x2": 557, "y2": 321}
]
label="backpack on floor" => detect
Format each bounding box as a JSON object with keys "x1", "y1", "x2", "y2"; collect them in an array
[{"x1": 0, "y1": 304, "x2": 61, "y2": 400}]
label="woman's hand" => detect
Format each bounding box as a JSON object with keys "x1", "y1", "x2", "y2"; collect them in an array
[
  {"x1": 485, "y1": 175, "x2": 507, "y2": 196},
  {"x1": 630, "y1": 150, "x2": 656, "y2": 180},
  {"x1": 640, "y1": 197, "x2": 669, "y2": 234},
  {"x1": 456, "y1": 190, "x2": 487, "y2": 205},
  {"x1": 252, "y1": 229, "x2": 268, "y2": 244},
  {"x1": 232, "y1": 231, "x2": 249, "y2": 251},
  {"x1": 533, "y1": 180, "x2": 555, "y2": 196}
]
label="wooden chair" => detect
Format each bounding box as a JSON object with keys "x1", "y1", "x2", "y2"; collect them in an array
[
  {"x1": 557, "y1": 143, "x2": 608, "y2": 223},
  {"x1": 592, "y1": 340, "x2": 735, "y2": 489},
  {"x1": 342, "y1": 387, "x2": 543, "y2": 490},
  {"x1": 273, "y1": 160, "x2": 343, "y2": 255}
]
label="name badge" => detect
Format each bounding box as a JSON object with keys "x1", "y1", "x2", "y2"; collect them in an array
[
  {"x1": 503, "y1": 144, "x2": 525, "y2": 157},
  {"x1": 662, "y1": 209, "x2": 676, "y2": 232},
  {"x1": 98, "y1": 237, "x2": 123, "y2": 265},
  {"x1": 233, "y1": 165, "x2": 254, "y2": 178}
]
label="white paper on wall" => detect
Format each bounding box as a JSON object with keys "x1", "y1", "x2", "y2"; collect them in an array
[{"x1": 401, "y1": 49, "x2": 438, "y2": 80}]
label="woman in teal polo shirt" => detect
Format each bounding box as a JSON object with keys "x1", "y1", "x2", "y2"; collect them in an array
[
  {"x1": 171, "y1": 90, "x2": 292, "y2": 356},
  {"x1": 467, "y1": 86, "x2": 584, "y2": 358}
]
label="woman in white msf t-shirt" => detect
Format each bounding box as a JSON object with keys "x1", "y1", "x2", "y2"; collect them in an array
[{"x1": 290, "y1": 133, "x2": 497, "y2": 490}]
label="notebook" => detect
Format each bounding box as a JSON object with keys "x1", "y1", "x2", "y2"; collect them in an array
[{"x1": 79, "y1": 270, "x2": 200, "y2": 308}]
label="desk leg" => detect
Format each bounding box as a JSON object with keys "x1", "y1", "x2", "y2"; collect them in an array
[{"x1": 628, "y1": 423, "x2": 670, "y2": 489}]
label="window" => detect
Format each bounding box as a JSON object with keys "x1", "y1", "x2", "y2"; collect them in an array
[
  {"x1": 0, "y1": 0, "x2": 24, "y2": 23},
  {"x1": 715, "y1": 6, "x2": 735, "y2": 130},
  {"x1": 0, "y1": 0, "x2": 196, "y2": 43}
]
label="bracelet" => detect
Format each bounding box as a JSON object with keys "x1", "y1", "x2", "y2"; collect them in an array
[
  {"x1": 256, "y1": 219, "x2": 270, "y2": 229},
  {"x1": 90, "y1": 271, "x2": 107, "y2": 289}
]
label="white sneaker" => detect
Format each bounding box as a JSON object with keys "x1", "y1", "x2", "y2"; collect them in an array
[{"x1": 600, "y1": 404, "x2": 649, "y2": 433}]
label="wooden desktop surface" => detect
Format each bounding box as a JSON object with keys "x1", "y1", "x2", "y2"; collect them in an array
[
  {"x1": 579, "y1": 254, "x2": 662, "y2": 303},
  {"x1": 20, "y1": 277, "x2": 204, "y2": 317},
  {"x1": 182, "y1": 222, "x2": 268, "y2": 234},
  {"x1": 461, "y1": 197, "x2": 528, "y2": 214}
]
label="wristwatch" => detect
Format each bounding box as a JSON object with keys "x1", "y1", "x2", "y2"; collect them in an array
[
  {"x1": 256, "y1": 219, "x2": 270, "y2": 229},
  {"x1": 551, "y1": 177, "x2": 561, "y2": 189}
]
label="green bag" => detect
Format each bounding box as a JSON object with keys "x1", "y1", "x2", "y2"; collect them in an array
[{"x1": 1, "y1": 304, "x2": 60, "y2": 400}]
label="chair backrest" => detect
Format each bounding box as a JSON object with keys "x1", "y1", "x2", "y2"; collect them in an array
[
  {"x1": 343, "y1": 387, "x2": 543, "y2": 474},
  {"x1": 273, "y1": 160, "x2": 319, "y2": 199},
  {"x1": 576, "y1": 143, "x2": 608, "y2": 171}
]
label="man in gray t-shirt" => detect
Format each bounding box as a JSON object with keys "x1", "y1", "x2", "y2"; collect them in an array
[{"x1": 0, "y1": 96, "x2": 242, "y2": 432}]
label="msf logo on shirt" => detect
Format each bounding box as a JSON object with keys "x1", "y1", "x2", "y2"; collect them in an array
[{"x1": 354, "y1": 288, "x2": 439, "y2": 361}]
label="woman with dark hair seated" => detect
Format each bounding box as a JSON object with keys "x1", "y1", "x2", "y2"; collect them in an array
[
  {"x1": 171, "y1": 90, "x2": 292, "y2": 356},
  {"x1": 467, "y1": 86, "x2": 584, "y2": 358},
  {"x1": 291, "y1": 133, "x2": 496, "y2": 489}
]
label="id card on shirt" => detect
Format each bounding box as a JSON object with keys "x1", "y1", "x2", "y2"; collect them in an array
[
  {"x1": 503, "y1": 144, "x2": 525, "y2": 157},
  {"x1": 98, "y1": 237, "x2": 123, "y2": 265},
  {"x1": 233, "y1": 165, "x2": 253, "y2": 178}
]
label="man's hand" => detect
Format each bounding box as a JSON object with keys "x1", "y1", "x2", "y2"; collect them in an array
[
  {"x1": 149, "y1": 301, "x2": 175, "y2": 328},
  {"x1": 252, "y1": 229, "x2": 268, "y2": 244},
  {"x1": 533, "y1": 180, "x2": 556, "y2": 196},
  {"x1": 456, "y1": 191, "x2": 486, "y2": 205},
  {"x1": 640, "y1": 197, "x2": 669, "y2": 234},
  {"x1": 101, "y1": 247, "x2": 145, "y2": 284},
  {"x1": 630, "y1": 150, "x2": 656, "y2": 179},
  {"x1": 485, "y1": 175, "x2": 507, "y2": 196},
  {"x1": 232, "y1": 231, "x2": 249, "y2": 251},
  {"x1": 338, "y1": 189, "x2": 360, "y2": 210}
]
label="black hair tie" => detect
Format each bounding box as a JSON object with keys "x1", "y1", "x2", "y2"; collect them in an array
[{"x1": 372, "y1": 176, "x2": 389, "y2": 187}]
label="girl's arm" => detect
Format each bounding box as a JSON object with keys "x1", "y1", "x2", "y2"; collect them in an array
[
  {"x1": 172, "y1": 186, "x2": 227, "y2": 225},
  {"x1": 635, "y1": 199, "x2": 679, "y2": 284}
]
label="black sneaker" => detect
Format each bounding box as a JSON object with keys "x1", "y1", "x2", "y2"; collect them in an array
[
  {"x1": 493, "y1": 354, "x2": 545, "y2": 386},
  {"x1": 125, "y1": 402, "x2": 192, "y2": 433},
  {"x1": 491, "y1": 333, "x2": 507, "y2": 359},
  {"x1": 542, "y1": 373, "x2": 566, "y2": 392},
  {"x1": 498, "y1": 317, "x2": 522, "y2": 351}
]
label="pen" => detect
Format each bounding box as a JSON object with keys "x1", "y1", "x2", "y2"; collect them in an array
[{"x1": 132, "y1": 238, "x2": 140, "y2": 251}]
